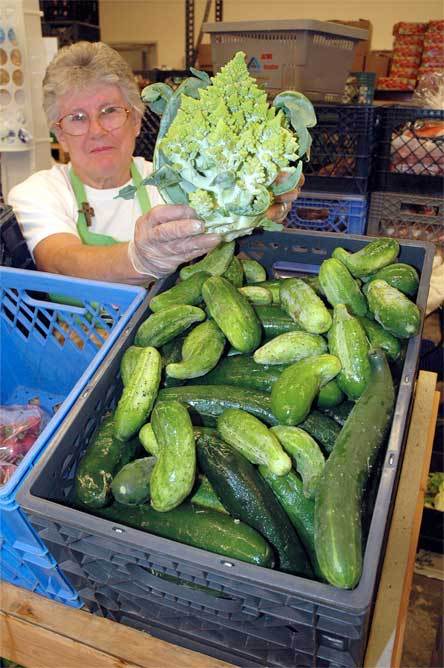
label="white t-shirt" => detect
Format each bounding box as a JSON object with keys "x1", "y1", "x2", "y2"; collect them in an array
[{"x1": 7, "y1": 156, "x2": 164, "y2": 259}]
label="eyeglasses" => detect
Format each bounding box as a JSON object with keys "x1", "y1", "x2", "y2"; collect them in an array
[{"x1": 55, "y1": 105, "x2": 131, "y2": 136}]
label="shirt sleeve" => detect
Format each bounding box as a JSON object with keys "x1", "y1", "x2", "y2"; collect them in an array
[{"x1": 7, "y1": 167, "x2": 80, "y2": 259}]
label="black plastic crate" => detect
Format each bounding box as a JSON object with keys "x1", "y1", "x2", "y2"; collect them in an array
[
  {"x1": 373, "y1": 106, "x2": 444, "y2": 195},
  {"x1": 367, "y1": 192, "x2": 444, "y2": 249},
  {"x1": 39, "y1": 1, "x2": 99, "y2": 24},
  {"x1": 134, "y1": 107, "x2": 161, "y2": 163},
  {"x1": 18, "y1": 230, "x2": 435, "y2": 668},
  {"x1": 302, "y1": 104, "x2": 380, "y2": 195},
  {"x1": 0, "y1": 204, "x2": 35, "y2": 270}
]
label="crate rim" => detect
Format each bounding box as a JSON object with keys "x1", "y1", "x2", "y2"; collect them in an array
[
  {"x1": 0, "y1": 267, "x2": 147, "y2": 502},
  {"x1": 16, "y1": 229, "x2": 435, "y2": 617},
  {"x1": 203, "y1": 19, "x2": 368, "y2": 41}
]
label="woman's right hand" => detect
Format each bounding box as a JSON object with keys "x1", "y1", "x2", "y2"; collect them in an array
[{"x1": 128, "y1": 204, "x2": 221, "y2": 278}]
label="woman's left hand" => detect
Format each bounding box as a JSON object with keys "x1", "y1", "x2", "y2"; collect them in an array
[{"x1": 267, "y1": 173, "x2": 305, "y2": 225}]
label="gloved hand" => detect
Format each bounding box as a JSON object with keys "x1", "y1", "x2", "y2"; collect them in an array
[
  {"x1": 267, "y1": 173, "x2": 305, "y2": 224},
  {"x1": 128, "y1": 204, "x2": 221, "y2": 279}
]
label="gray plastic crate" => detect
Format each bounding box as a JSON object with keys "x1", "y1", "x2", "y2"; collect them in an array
[
  {"x1": 368, "y1": 191, "x2": 444, "y2": 249},
  {"x1": 17, "y1": 230, "x2": 434, "y2": 668},
  {"x1": 204, "y1": 19, "x2": 368, "y2": 102}
]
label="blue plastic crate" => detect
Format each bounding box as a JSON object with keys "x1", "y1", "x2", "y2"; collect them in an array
[
  {"x1": 0, "y1": 266, "x2": 147, "y2": 604},
  {"x1": 286, "y1": 191, "x2": 368, "y2": 234}
]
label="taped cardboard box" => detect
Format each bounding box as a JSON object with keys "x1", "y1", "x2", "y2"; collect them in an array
[
  {"x1": 365, "y1": 50, "x2": 392, "y2": 81},
  {"x1": 331, "y1": 19, "x2": 372, "y2": 71}
]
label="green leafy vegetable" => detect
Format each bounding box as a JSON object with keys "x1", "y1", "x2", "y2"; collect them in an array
[
  {"x1": 120, "y1": 51, "x2": 316, "y2": 241},
  {"x1": 425, "y1": 472, "x2": 444, "y2": 511}
]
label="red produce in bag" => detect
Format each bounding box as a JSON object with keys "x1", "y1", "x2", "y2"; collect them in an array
[{"x1": 0, "y1": 404, "x2": 50, "y2": 482}]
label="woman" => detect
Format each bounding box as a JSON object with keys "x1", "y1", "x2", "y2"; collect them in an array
[{"x1": 7, "y1": 42, "x2": 301, "y2": 284}]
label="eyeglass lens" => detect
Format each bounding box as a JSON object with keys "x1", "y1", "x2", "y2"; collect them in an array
[{"x1": 59, "y1": 106, "x2": 128, "y2": 135}]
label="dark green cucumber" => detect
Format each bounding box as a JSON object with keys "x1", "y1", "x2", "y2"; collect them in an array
[
  {"x1": 317, "y1": 380, "x2": 345, "y2": 409},
  {"x1": 149, "y1": 271, "x2": 210, "y2": 312},
  {"x1": 196, "y1": 432, "x2": 312, "y2": 576},
  {"x1": 254, "y1": 304, "x2": 303, "y2": 338},
  {"x1": 258, "y1": 466, "x2": 323, "y2": 579},
  {"x1": 179, "y1": 241, "x2": 235, "y2": 280},
  {"x1": 188, "y1": 354, "x2": 287, "y2": 393},
  {"x1": 357, "y1": 315, "x2": 401, "y2": 362},
  {"x1": 320, "y1": 401, "x2": 355, "y2": 427},
  {"x1": 318, "y1": 258, "x2": 367, "y2": 316},
  {"x1": 75, "y1": 414, "x2": 140, "y2": 509},
  {"x1": 111, "y1": 457, "x2": 156, "y2": 505},
  {"x1": 157, "y1": 385, "x2": 278, "y2": 426},
  {"x1": 299, "y1": 410, "x2": 341, "y2": 455},
  {"x1": 97, "y1": 501, "x2": 273, "y2": 567},
  {"x1": 191, "y1": 475, "x2": 228, "y2": 513},
  {"x1": 364, "y1": 262, "x2": 419, "y2": 297},
  {"x1": 135, "y1": 305, "x2": 206, "y2": 348},
  {"x1": 314, "y1": 349, "x2": 395, "y2": 589},
  {"x1": 332, "y1": 238, "x2": 400, "y2": 278},
  {"x1": 222, "y1": 255, "x2": 244, "y2": 287},
  {"x1": 366, "y1": 279, "x2": 421, "y2": 339},
  {"x1": 270, "y1": 425, "x2": 325, "y2": 499}
]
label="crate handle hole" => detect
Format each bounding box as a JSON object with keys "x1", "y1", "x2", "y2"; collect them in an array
[
  {"x1": 400, "y1": 202, "x2": 440, "y2": 218},
  {"x1": 294, "y1": 206, "x2": 329, "y2": 222},
  {"x1": 221, "y1": 560, "x2": 235, "y2": 568},
  {"x1": 112, "y1": 526, "x2": 125, "y2": 534}
]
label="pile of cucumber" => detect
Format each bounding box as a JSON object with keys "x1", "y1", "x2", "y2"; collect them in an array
[{"x1": 75, "y1": 237, "x2": 422, "y2": 589}]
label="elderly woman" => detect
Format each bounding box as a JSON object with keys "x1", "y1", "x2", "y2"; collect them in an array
[{"x1": 8, "y1": 42, "x2": 301, "y2": 284}]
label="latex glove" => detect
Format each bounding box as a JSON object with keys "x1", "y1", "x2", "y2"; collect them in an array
[
  {"x1": 267, "y1": 173, "x2": 305, "y2": 224},
  {"x1": 128, "y1": 204, "x2": 221, "y2": 278}
]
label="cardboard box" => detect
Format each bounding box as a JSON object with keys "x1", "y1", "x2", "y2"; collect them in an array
[
  {"x1": 331, "y1": 19, "x2": 372, "y2": 71},
  {"x1": 365, "y1": 50, "x2": 392, "y2": 80},
  {"x1": 196, "y1": 44, "x2": 212, "y2": 70}
]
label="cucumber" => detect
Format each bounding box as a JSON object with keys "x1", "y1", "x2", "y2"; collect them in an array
[
  {"x1": 299, "y1": 410, "x2": 341, "y2": 455},
  {"x1": 258, "y1": 466, "x2": 323, "y2": 579},
  {"x1": 111, "y1": 457, "x2": 156, "y2": 506},
  {"x1": 271, "y1": 354, "x2": 341, "y2": 426},
  {"x1": 271, "y1": 426, "x2": 325, "y2": 499},
  {"x1": 364, "y1": 262, "x2": 419, "y2": 297},
  {"x1": 97, "y1": 501, "x2": 273, "y2": 567},
  {"x1": 332, "y1": 238, "x2": 400, "y2": 278},
  {"x1": 319, "y1": 401, "x2": 355, "y2": 427},
  {"x1": 366, "y1": 279, "x2": 421, "y2": 339},
  {"x1": 157, "y1": 384, "x2": 278, "y2": 426},
  {"x1": 217, "y1": 408, "x2": 292, "y2": 476},
  {"x1": 280, "y1": 277, "x2": 332, "y2": 334},
  {"x1": 75, "y1": 415, "x2": 140, "y2": 509},
  {"x1": 188, "y1": 354, "x2": 287, "y2": 393},
  {"x1": 222, "y1": 255, "x2": 244, "y2": 287},
  {"x1": 191, "y1": 475, "x2": 228, "y2": 514},
  {"x1": 317, "y1": 380, "x2": 345, "y2": 409},
  {"x1": 254, "y1": 331, "x2": 327, "y2": 365},
  {"x1": 135, "y1": 305, "x2": 206, "y2": 348},
  {"x1": 114, "y1": 346, "x2": 162, "y2": 441},
  {"x1": 202, "y1": 276, "x2": 261, "y2": 353},
  {"x1": 250, "y1": 279, "x2": 282, "y2": 304},
  {"x1": 149, "y1": 271, "x2": 210, "y2": 312},
  {"x1": 166, "y1": 319, "x2": 226, "y2": 379},
  {"x1": 139, "y1": 422, "x2": 159, "y2": 455},
  {"x1": 120, "y1": 346, "x2": 144, "y2": 386},
  {"x1": 150, "y1": 400, "x2": 196, "y2": 512},
  {"x1": 179, "y1": 241, "x2": 235, "y2": 280},
  {"x1": 254, "y1": 304, "x2": 303, "y2": 338},
  {"x1": 238, "y1": 286, "x2": 273, "y2": 305},
  {"x1": 314, "y1": 349, "x2": 395, "y2": 589},
  {"x1": 356, "y1": 315, "x2": 401, "y2": 362},
  {"x1": 196, "y1": 432, "x2": 312, "y2": 576},
  {"x1": 318, "y1": 258, "x2": 367, "y2": 316},
  {"x1": 327, "y1": 304, "x2": 371, "y2": 401},
  {"x1": 241, "y1": 258, "x2": 267, "y2": 284}
]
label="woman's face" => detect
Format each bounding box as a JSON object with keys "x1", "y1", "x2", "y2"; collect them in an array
[{"x1": 54, "y1": 83, "x2": 141, "y2": 188}]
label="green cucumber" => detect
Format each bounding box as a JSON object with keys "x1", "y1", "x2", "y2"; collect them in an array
[
  {"x1": 271, "y1": 426, "x2": 325, "y2": 499},
  {"x1": 258, "y1": 466, "x2": 323, "y2": 579},
  {"x1": 120, "y1": 345, "x2": 144, "y2": 386},
  {"x1": 111, "y1": 457, "x2": 156, "y2": 505},
  {"x1": 318, "y1": 258, "x2": 367, "y2": 316},
  {"x1": 238, "y1": 286, "x2": 273, "y2": 305},
  {"x1": 280, "y1": 278, "x2": 332, "y2": 334},
  {"x1": 157, "y1": 384, "x2": 278, "y2": 426},
  {"x1": 300, "y1": 410, "x2": 341, "y2": 455},
  {"x1": 135, "y1": 305, "x2": 206, "y2": 348},
  {"x1": 75, "y1": 415, "x2": 140, "y2": 509},
  {"x1": 149, "y1": 271, "x2": 210, "y2": 312},
  {"x1": 222, "y1": 255, "x2": 244, "y2": 287},
  {"x1": 188, "y1": 354, "x2": 287, "y2": 393},
  {"x1": 319, "y1": 401, "x2": 355, "y2": 427},
  {"x1": 314, "y1": 349, "x2": 395, "y2": 588},
  {"x1": 357, "y1": 315, "x2": 401, "y2": 362},
  {"x1": 114, "y1": 346, "x2": 162, "y2": 441},
  {"x1": 332, "y1": 238, "x2": 400, "y2": 278},
  {"x1": 271, "y1": 354, "x2": 341, "y2": 426},
  {"x1": 317, "y1": 380, "x2": 345, "y2": 409},
  {"x1": 366, "y1": 279, "x2": 421, "y2": 339},
  {"x1": 250, "y1": 279, "x2": 282, "y2": 304},
  {"x1": 196, "y1": 432, "x2": 312, "y2": 576},
  {"x1": 191, "y1": 475, "x2": 228, "y2": 513},
  {"x1": 179, "y1": 241, "x2": 235, "y2": 280},
  {"x1": 217, "y1": 408, "x2": 292, "y2": 476},
  {"x1": 139, "y1": 422, "x2": 159, "y2": 455},
  {"x1": 241, "y1": 258, "x2": 267, "y2": 284},
  {"x1": 150, "y1": 400, "x2": 196, "y2": 512},
  {"x1": 327, "y1": 304, "x2": 371, "y2": 401},
  {"x1": 254, "y1": 331, "x2": 327, "y2": 365},
  {"x1": 202, "y1": 276, "x2": 261, "y2": 353},
  {"x1": 166, "y1": 319, "x2": 226, "y2": 379},
  {"x1": 254, "y1": 304, "x2": 303, "y2": 338},
  {"x1": 364, "y1": 262, "x2": 419, "y2": 297},
  {"x1": 97, "y1": 501, "x2": 273, "y2": 567}
]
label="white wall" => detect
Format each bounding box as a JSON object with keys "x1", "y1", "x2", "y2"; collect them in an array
[{"x1": 99, "y1": 0, "x2": 444, "y2": 69}]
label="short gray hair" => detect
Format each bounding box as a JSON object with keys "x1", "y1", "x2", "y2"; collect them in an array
[{"x1": 43, "y1": 41, "x2": 145, "y2": 124}]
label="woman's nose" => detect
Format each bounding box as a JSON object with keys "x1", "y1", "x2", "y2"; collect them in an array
[{"x1": 88, "y1": 114, "x2": 106, "y2": 137}]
